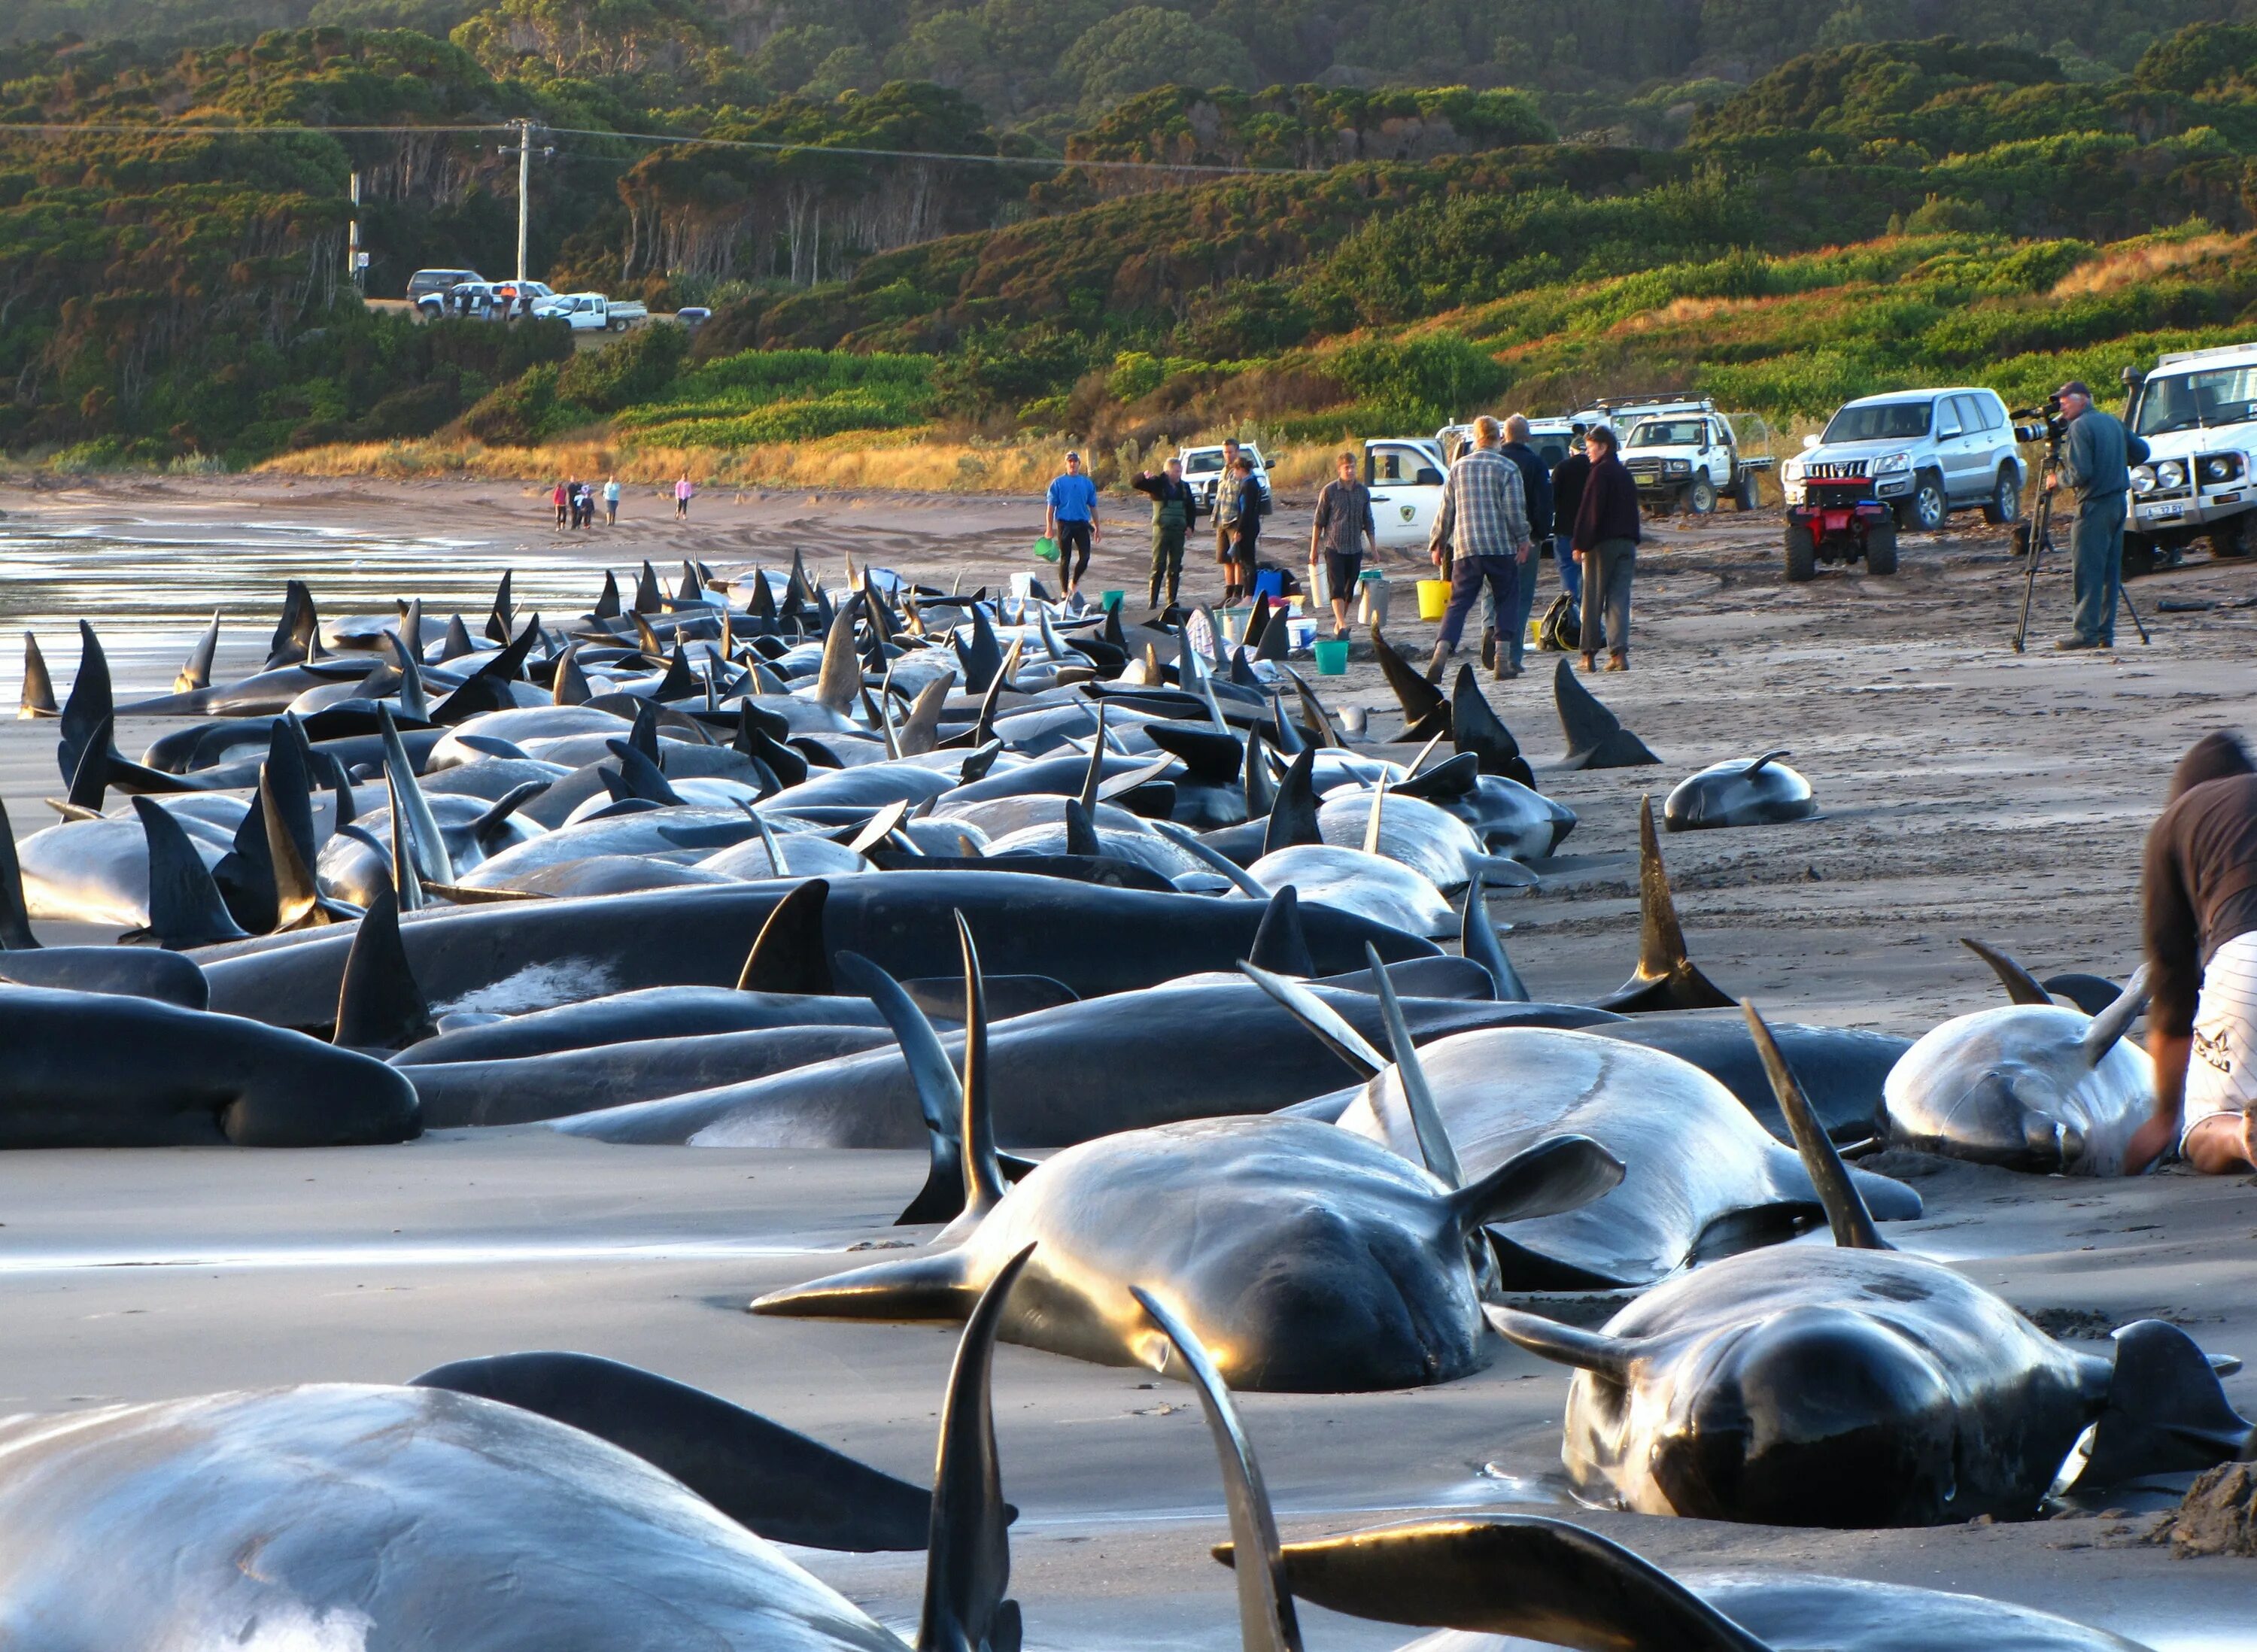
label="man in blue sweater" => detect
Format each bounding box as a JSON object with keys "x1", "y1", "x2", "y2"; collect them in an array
[{"x1": 1044, "y1": 451, "x2": 1102, "y2": 600}]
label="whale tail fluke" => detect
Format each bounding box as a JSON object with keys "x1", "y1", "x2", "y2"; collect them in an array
[{"x1": 2075, "y1": 1319, "x2": 2257, "y2": 1490}]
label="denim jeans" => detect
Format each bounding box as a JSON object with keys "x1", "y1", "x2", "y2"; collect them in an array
[{"x1": 1440, "y1": 554, "x2": 1518, "y2": 654}]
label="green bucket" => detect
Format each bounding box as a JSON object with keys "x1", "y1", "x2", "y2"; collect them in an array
[
  {"x1": 1313, "y1": 637, "x2": 1350, "y2": 676},
  {"x1": 1100, "y1": 590, "x2": 1124, "y2": 611},
  {"x1": 1033, "y1": 535, "x2": 1060, "y2": 563}
]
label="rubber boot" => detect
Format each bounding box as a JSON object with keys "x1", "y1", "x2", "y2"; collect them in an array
[{"x1": 1425, "y1": 641, "x2": 1450, "y2": 684}]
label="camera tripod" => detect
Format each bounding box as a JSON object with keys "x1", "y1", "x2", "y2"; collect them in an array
[{"x1": 2011, "y1": 478, "x2": 2150, "y2": 652}]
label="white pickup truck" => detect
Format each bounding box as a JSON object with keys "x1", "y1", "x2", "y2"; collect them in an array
[
  {"x1": 2122, "y1": 342, "x2": 2257, "y2": 572},
  {"x1": 533, "y1": 292, "x2": 649, "y2": 332},
  {"x1": 1593, "y1": 397, "x2": 1770, "y2": 515},
  {"x1": 1362, "y1": 437, "x2": 1447, "y2": 551}
]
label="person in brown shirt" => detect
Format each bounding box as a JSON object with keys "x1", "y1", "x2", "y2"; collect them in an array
[{"x1": 2127, "y1": 731, "x2": 2257, "y2": 1171}]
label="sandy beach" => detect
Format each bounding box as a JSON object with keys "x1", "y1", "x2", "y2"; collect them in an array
[{"x1": 2, "y1": 471, "x2": 2255, "y2": 1648}]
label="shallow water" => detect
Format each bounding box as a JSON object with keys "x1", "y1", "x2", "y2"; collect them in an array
[{"x1": 0, "y1": 512, "x2": 612, "y2": 694}]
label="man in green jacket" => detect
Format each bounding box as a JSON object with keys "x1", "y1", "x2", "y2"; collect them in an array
[
  {"x1": 2048, "y1": 378, "x2": 2132, "y2": 651},
  {"x1": 1134, "y1": 457, "x2": 1198, "y2": 612}
]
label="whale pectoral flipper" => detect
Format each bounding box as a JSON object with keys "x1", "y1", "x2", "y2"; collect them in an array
[
  {"x1": 1236, "y1": 961, "x2": 1386, "y2": 1080},
  {"x1": 1482, "y1": 1304, "x2": 1642, "y2": 1381},
  {"x1": 752, "y1": 1247, "x2": 986, "y2": 1319},
  {"x1": 1452, "y1": 1135, "x2": 1624, "y2": 1233},
  {"x1": 1460, "y1": 878, "x2": 1529, "y2": 1001},
  {"x1": 2080, "y1": 965, "x2": 2152, "y2": 1066},
  {"x1": 1136, "y1": 1289, "x2": 1305, "y2": 1652},
  {"x1": 409, "y1": 1350, "x2": 934, "y2": 1552},
  {"x1": 1593, "y1": 799, "x2": 1733, "y2": 1013},
  {"x1": 1237, "y1": 1518, "x2": 1772, "y2": 1652},
  {"x1": 917, "y1": 1244, "x2": 1034, "y2": 1652},
  {"x1": 1961, "y1": 937, "x2": 2055, "y2": 1006},
  {"x1": 2074, "y1": 1320, "x2": 2257, "y2": 1490}
]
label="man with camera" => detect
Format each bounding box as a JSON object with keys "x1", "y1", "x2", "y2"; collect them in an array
[{"x1": 2044, "y1": 380, "x2": 2133, "y2": 651}]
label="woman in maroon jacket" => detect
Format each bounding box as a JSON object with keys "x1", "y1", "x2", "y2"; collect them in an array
[{"x1": 1572, "y1": 424, "x2": 1642, "y2": 672}]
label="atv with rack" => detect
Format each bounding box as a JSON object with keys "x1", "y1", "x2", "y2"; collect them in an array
[{"x1": 1784, "y1": 472, "x2": 1898, "y2": 580}]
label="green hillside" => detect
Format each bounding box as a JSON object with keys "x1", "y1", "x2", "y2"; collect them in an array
[{"x1": 12, "y1": 22, "x2": 2257, "y2": 471}]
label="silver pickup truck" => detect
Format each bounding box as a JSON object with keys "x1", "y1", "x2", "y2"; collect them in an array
[{"x1": 1780, "y1": 388, "x2": 2024, "y2": 530}]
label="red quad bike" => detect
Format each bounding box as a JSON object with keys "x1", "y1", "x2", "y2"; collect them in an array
[{"x1": 1785, "y1": 473, "x2": 1898, "y2": 581}]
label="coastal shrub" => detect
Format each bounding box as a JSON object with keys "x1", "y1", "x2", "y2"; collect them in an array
[{"x1": 1326, "y1": 335, "x2": 1511, "y2": 426}]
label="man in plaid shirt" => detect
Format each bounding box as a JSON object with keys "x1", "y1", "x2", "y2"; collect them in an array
[{"x1": 1426, "y1": 415, "x2": 1533, "y2": 681}]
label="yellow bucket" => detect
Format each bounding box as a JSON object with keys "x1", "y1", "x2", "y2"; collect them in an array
[{"x1": 1416, "y1": 579, "x2": 1451, "y2": 621}]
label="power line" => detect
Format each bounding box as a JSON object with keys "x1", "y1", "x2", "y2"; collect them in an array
[{"x1": 0, "y1": 117, "x2": 1318, "y2": 175}]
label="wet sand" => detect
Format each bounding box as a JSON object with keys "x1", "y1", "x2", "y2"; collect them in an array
[{"x1": 2, "y1": 473, "x2": 2256, "y2": 1647}]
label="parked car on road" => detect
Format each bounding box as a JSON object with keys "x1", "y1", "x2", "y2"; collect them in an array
[
  {"x1": 407, "y1": 267, "x2": 481, "y2": 309},
  {"x1": 533, "y1": 292, "x2": 650, "y2": 332},
  {"x1": 1780, "y1": 387, "x2": 2023, "y2": 530}
]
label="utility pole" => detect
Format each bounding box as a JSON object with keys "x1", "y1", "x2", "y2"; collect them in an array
[
  {"x1": 348, "y1": 170, "x2": 365, "y2": 296},
  {"x1": 514, "y1": 119, "x2": 531, "y2": 284}
]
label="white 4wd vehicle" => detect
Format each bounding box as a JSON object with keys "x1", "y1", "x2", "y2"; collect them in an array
[
  {"x1": 2124, "y1": 343, "x2": 2257, "y2": 567},
  {"x1": 1608, "y1": 399, "x2": 1771, "y2": 515},
  {"x1": 1177, "y1": 442, "x2": 1272, "y2": 513},
  {"x1": 1433, "y1": 418, "x2": 1579, "y2": 468},
  {"x1": 1781, "y1": 388, "x2": 2023, "y2": 530},
  {"x1": 1361, "y1": 437, "x2": 1446, "y2": 551}
]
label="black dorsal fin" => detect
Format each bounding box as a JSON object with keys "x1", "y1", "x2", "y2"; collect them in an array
[
  {"x1": 592, "y1": 569, "x2": 622, "y2": 621},
  {"x1": 265, "y1": 579, "x2": 316, "y2": 669},
  {"x1": 1743, "y1": 749, "x2": 1789, "y2": 776},
  {"x1": 439, "y1": 612, "x2": 475, "y2": 661},
  {"x1": 485, "y1": 569, "x2": 515, "y2": 644},
  {"x1": 384, "y1": 629, "x2": 430, "y2": 724},
  {"x1": 1077, "y1": 702, "x2": 1108, "y2": 813},
  {"x1": 1363, "y1": 941, "x2": 1462, "y2": 1187},
  {"x1": 1370, "y1": 627, "x2": 1450, "y2": 741},
  {"x1": 901, "y1": 676, "x2": 951, "y2": 757},
  {"x1": 1961, "y1": 937, "x2": 2054, "y2": 1006},
  {"x1": 1593, "y1": 797, "x2": 1733, "y2": 1013},
  {"x1": 1243, "y1": 730, "x2": 1274, "y2": 819},
  {"x1": 1742, "y1": 999, "x2": 1888, "y2": 1250},
  {"x1": 1263, "y1": 749, "x2": 1321, "y2": 855},
  {"x1": 653, "y1": 642, "x2": 697, "y2": 703},
  {"x1": 1450, "y1": 666, "x2": 1534, "y2": 785},
  {"x1": 378, "y1": 704, "x2": 454, "y2": 887},
  {"x1": 634, "y1": 560, "x2": 664, "y2": 614},
  {"x1": 1268, "y1": 688, "x2": 1305, "y2": 755},
  {"x1": 1460, "y1": 875, "x2": 1528, "y2": 1001},
  {"x1": 552, "y1": 642, "x2": 592, "y2": 706},
  {"x1": 916, "y1": 1244, "x2": 1034, "y2": 1652},
  {"x1": 333, "y1": 882, "x2": 433, "y2": 1049},
  {"x1": 1238, "y1": 961, "x2": 1385, "y2": 1079},
  {"x1": 0, "y1": 797, "x2": 37, "y2": 949},
  {"x1": 1554, "y1": 657, "x2": 1659, "y2": 769},
  {"x1": 1135, "y1": 1289, "x2": 1305, "y2": 1652},
  {"x1": 1062, "y1": 798, "x2": 1100, "y2": 859},
  {"x1": 20, "y1": 630, "x2": 57, "y2": 718},
  {"x1": 57, "y1": 621, "x2": 113, "y2": 787},
  {"x1": 1255, "y1": 1517, "x2": 1772, "y2": 1652},
  {"x1": 1284, "y1": 667, "x2": 1344, "y2": 749},
  {"x1": 1247, "y1": 886, "x2": 1315, "y2": 977},
  {"x1": 387, "y1": 769, "x2": 425, "y2": 913},
  {"x1": 953, "y1": 911, "x2": 1009, "y2": 1225},
  {"x1": 2081, "y1": 965, "x2": 2152, "y2": 1067},
  {"x1": 263, "y1": 753, "x2": 338, "y2": 932},
  {"x1": 175, "y1": 612, "x2": 220, "y2": 695},
  {"x1": 131, "y1": 797, "x2": 248, "y2": 949},
  {"x1": 470, "y1": 781, "x2": 548, "y2": 852},
  {"x1": 737, "y1": 879, "x2": 831, "y2": 994},
  {"x1": 65, "y1": 711, "x2": 111, "y2": 810},
  {"x1": 605, "y1": 739, "x2": 684, "y2": 806},
  {"x1": 399, "y1": 598, "x2": 424, "y2": 663}
]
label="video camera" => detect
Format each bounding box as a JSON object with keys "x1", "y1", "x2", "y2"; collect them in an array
[{"x1": 2011, "y1": 393, "x2": 2068, "y2": 451}]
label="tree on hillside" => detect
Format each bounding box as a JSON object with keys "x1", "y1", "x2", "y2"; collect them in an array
[{"x1": 1060, "y1": 8, "x2": 1250, "y2": 109}]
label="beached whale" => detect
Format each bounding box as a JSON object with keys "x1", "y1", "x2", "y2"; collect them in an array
[
  {"x1": 752, "y1": 924, "x2": 1624, "y2": 1391},
  {"x1": 1487, "y1": 1004, "x2": 2252, "y2": 1526},
  {"x1": 1663, "y1": 750, "x2": 1818, "y2": 831},
  {"x1": 1885, "y1": 941, "x2": 2155, "y2": 1174}
]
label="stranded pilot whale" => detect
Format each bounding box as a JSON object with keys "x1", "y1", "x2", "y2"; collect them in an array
[
  {"x1": 752, "y1": 919, "x2": 1625, "y2": 1392},
  {"x1": 1487, "y1": 1003, "x2": 2252, "y2": 1526},
  {"x1": 0, "y1": 1264, "x2": 1037, "y2": 1652},
  {"x1": 1663, "y1": 750, "x2": 1818, "y2": 831},
  {"x1": 1884, "y1": 940, "x2": 2155, "y2": 1174},
  {"x1": 1150, "y1": 1283, "x2": 2160, "y2": 1652}
]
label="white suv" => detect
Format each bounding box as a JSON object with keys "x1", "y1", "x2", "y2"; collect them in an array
[
  {"x1": 1177, "y1": 442, "x2": 1271, "y2": 512},
  {"x1": 1782, "y1": 388, "x2": 2024, "y2": 530}
]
